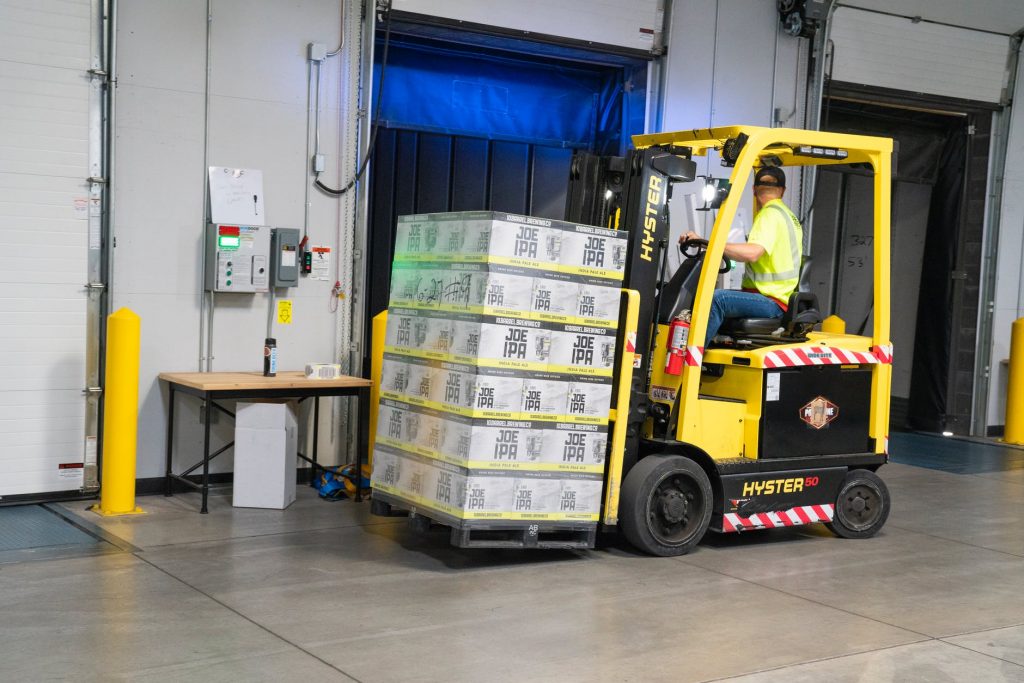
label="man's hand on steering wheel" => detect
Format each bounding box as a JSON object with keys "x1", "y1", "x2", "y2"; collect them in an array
[
  {"x1": 679, "y1": 231, "x2": 707, "y2": 258},
  {"x1": 678, "y1": 231, "x2": 732, "y2": 274}
]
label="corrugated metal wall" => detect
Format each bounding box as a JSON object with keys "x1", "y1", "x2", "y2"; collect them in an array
[
  {"x1": 391, "y1": 0, "x2": 661, "y2": 53},
  {"x1": 831, "y1": 7, "x2": 1011, "y2": 104},
  {"x1": 0, "y1": 0, "x2": 95, "y2": 496}
]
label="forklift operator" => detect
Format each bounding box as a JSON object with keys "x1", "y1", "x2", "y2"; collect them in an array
[{"x1": 682, "y1": 166, "x2": 803, "y2": 345}]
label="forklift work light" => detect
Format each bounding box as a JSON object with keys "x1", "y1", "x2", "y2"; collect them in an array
[
  {"x1": 697, "y1": 176, "x2": 730, "y2": 212},
  {"x1": 793, "y1": 145, "x2": 849, "y2": 160}
]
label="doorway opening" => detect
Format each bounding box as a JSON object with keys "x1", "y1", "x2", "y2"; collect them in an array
[{"x1": 809, "y1": 84, "x2": 993, "y2": 434}]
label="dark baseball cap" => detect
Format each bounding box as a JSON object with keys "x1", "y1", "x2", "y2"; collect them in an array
[{"x1": 754, "y1": 166, "x2": 786, "y2": 188}]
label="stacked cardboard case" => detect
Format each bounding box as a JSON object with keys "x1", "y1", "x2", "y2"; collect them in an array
[{"x1": 371, "y1": 211, "x2": 627, "y2": 525}]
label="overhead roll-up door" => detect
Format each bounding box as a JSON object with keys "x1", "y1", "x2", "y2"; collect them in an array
[
  {"x1": 0, "y1": 0, "x2": 100, "y2": 499},
  {"x1": 830, "y1": 7, "x2": 1011, "y2": 104}
]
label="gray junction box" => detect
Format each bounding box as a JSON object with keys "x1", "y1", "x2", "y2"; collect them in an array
[
  {"x1": 270, "y1": 228, "x2": 300, "y2": 288},
  {"x1": 205, "y1": 223, "x2": 271, "y2": 293}
]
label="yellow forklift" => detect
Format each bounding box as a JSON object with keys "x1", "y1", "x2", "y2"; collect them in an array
[
  {"x1": 371, "y1": 126, "x2": 894, "y2": 556},
  {"x1": 574, "y1": 126, "x2": 894, "y2": 555}
]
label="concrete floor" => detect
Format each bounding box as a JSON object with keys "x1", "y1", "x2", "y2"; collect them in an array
[{"x1": 3, "y1": 444, "x2": 1024, "y2": 681}]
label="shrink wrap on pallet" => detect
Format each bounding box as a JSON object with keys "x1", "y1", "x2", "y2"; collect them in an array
[{"x1": 373, "y1": 211, "x2": 626, "y2": 525}]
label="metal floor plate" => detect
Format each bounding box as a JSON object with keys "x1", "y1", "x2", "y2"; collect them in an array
[
  {"x1": 890, "y1": 431, "x2": 1024, "y2": 474},
  {"x1": 0, "y1": 505, "x2": 100, "y2": 552}
]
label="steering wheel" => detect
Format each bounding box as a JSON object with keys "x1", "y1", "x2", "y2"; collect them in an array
[{"x1": 679, "y1": 238, "x2": 733, "y2": 274}]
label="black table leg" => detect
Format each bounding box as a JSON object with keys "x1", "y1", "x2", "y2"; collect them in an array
[
  {"x1": 165, "y1": 384, "x2": 175, "y2": 496},
  {"x1": 357, "y1": 387, "x2": 370, "y2": 502},
  {"x1": 311, "y1": 396, "x2": 320, "y2": 487},
  {"x1": 201, "y1": 391, "x2": 212, "y2": 514}
]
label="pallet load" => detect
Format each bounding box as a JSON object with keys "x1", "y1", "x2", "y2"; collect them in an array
[{"x1": 371, "y1": 211, "x2": 627, "y2": 546}]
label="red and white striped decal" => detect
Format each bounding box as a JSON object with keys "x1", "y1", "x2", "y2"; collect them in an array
[
  {"x1": 873, "y1": 344, "x2": 894, "y2": 364},
  {"x1": 721, "y1": 504, "x2": 835, "y2": 533},
  {"x1": 761, "y1": 346, "x2": 893, "y2": 368},
  {"x1": 684, "y1": 345, "x2": 704, "y2": 367}
]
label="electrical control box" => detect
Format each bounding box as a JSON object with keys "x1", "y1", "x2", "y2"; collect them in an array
[
  {"x1": 205, "y1": 223, "x2": 271, "y2": 293},
  {"x1": 270, "y1": 228, "x2": 300, "y2": 288}
]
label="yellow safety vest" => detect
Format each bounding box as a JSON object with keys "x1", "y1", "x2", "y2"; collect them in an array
[{"x1": 742, "y1": 199, "x2": 803, "y2": 306}]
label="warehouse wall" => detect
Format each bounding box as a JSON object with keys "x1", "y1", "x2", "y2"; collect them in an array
[
  {"x1": 659, "y1": 0, "x2": 807, "y2": 281},
  {"x1": 988, "y1": 51, "x2": 1024, "y2": 431},
  {"x1": 113, "y1": 0, "x2": 353, "y2": 479}
]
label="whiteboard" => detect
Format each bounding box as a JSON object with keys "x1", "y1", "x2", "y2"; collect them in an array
[{"x1": 208, "y1": 167, "x2": 265, "y2": 225}]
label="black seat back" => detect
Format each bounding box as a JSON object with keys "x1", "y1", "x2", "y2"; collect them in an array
[{"x1": 782, "y1": 291, "x2": 821, "y2": 336}]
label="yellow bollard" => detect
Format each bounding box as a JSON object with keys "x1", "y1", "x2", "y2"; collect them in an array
[
  {"x1": 821, "y1": 315, "x2": 846, "y2": 334},
  {"x1": 367, "y1": 310, "x2": 388, "y2": 466},
  {"x1": 91, "y1": 308, "x2": 145, "y2": 516},
  {"x1": 1006, "y1": 318, "x2": 1024, "y2": 445}
]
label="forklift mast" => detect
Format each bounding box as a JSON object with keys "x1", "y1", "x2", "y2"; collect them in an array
[{"x1": 567, "y1": 146, "x2": 693, "y2": 476}]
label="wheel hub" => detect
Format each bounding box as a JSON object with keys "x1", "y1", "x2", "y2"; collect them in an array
[
  {"x1": 660, "y1": 490, "x2": 689, "y2": 523},
  {"x1": 839, "y1": 484, "x2": 882, "y2": 531}
]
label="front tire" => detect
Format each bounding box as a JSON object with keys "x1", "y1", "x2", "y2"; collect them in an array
[
  {"x1": 826, "y1": 469, "x2": 890, "y2": 539},
  {"x1": 619, "y1": 455, "x2": 713, "y2": 556}
]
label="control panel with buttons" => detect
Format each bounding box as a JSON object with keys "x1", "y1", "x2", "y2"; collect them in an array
[{"x1": 204, "y1": 223, "x2": 270, "y2": 293}]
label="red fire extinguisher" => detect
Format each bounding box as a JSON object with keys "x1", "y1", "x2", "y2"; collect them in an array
[{"x1": 665, "y1": 312, "x2": 691, "y2": 375}]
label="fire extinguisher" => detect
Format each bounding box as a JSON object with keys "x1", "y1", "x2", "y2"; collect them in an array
[{"x1": 665, "y1": 311, "x2": 691, "y2": 375}]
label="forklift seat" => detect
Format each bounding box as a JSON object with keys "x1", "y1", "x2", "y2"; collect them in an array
[{"x1": 719, "y1": 292, "x2": 822, "y2": 344}]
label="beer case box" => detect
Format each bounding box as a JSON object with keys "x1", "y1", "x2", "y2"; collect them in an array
[
  {"x1": 374, "y1": 446, "x2": 517, "y2": 517},
  {"x1": 430, "y1": 362, "x2": 525, "y2": 415},
  {"x1": 378, "y1": 398, "x2": 610, "y2": 473},
  {"x1": 389, "y1": 263, "x2": 535, "y2": 316},
  {"x1": 530, "y1": 275, "x2": 579, "y2": 321},
  {"x1": 540, "y1": 422, "x2": 609, "y2": 469},
  {"x1": 558, "y1": 223, "x2": 628, "y2": 280},
  {"x1": 384, "y1": 308, "x2": 454, "y2": 358},
  {"x1": 548, "y1": 325, "x2": 617, "y2": 376},
  {"x1": 440, "y1": 418, "x2": 545, "y2": 469},
  {"x1": 380, "y1": 357, "x2": 436, "y2": 404},
  {"x1": 554, "y1": 476, "x2": 605, "y2": 517},
  {"x1": 510, "y1": 474, "x2": 603, "y2": 516},
  {"x1": 466, "y1": 266, "x2": 535, "y2": 315},
  {"x1": 573, "y1": 284, "x2": 622, "y2": 326},
  {"x1": 459, "y1": 317, "x2": 550, "y2": 369},
  {"x1": 511, "y1": 476, "x2": 563, "y2": 516},
  {"x1": 459, "y1": 212, "x2": 563, "y2": 269},
  {"x1": 376, "y1": 400, "x2": 443, "y2": 455},
  {"x1": 393, "y1": 213, "x2": 467, "y2": 260},
  {"x1": 520, "y1": 376, "x2": 569, "y2": 420},
  {"x1": 565, "y1": 378, "x2": 614, "y2": 424}
]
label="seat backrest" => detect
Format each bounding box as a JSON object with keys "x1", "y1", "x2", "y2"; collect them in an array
[{"x1": 782, "y1": 291, "x2": 821, "y2": 335}]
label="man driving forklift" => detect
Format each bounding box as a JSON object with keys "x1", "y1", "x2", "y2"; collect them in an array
[{"x1": 681, "y1": 166, "x2": 803, "y2": 346}]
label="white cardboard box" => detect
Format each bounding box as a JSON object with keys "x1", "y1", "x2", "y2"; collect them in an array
[{"x1": 233, "y1": 401, "x2": 298, "y2": 509}]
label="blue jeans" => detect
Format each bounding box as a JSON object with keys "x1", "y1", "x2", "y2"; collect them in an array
[{"x1": 705, "y1": 290, "x2": 784, "y2": 346}]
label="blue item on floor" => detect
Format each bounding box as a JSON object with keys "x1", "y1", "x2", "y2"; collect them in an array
[{"x1": 316, "y1": 464, "x2": 371, "y2": 501}]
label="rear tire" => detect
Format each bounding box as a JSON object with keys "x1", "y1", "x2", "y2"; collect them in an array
[
  {"x1": 826, "y1": 469, "x2": 890, "y2": 539},
  {"x1": 619, "y1": 455, "x2": 713, "y2": 556}
]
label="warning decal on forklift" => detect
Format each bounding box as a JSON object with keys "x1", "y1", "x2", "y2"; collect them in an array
[
  {"x1": 650, "y1": 385, "x2": 677, "y2": 402},
  {"x1": 766, "y1": 373, "x2": 780, "y2": 401},
  {"x1": 722, "y1": 504, "x2": 834, "y2": 532},
  {"x1": 762, "y1": 346, "x2": 891, "y2": 368},
  {"x1": 799, "y1": 396, "x2": 839, "y2": 429}
]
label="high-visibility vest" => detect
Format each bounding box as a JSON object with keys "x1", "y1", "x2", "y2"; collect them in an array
[{"x1": 742, "y1": 199, "x2": 803, "y2": 305}]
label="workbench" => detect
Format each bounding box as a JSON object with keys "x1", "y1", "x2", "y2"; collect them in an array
[{"x1": 159, "y1": 371, "x2": 373, "y2": 513}]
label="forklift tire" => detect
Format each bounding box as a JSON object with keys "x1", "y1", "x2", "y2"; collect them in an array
[
  {"x1": 825, "y1": 469, "x2": 891, "y2": 540},
  {"x1": 619, "y1": 455, "x2": 713, "y2": 557}
]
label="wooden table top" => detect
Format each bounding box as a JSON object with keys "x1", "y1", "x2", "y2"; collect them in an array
[{"x1": 158, "y1": 371, "x2": 372, "y2": 392}]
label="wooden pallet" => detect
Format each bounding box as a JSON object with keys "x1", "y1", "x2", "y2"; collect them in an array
[{"x1": 371, "y1": 491, "x2": 597, "y2": 550}]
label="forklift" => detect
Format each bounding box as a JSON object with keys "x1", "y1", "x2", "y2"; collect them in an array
[
  {"x1": 573, "y1": 126, "x2": 894, "y2": 555},
  {"x1": 370, "y1": 125, "x2": 894, "y2": 557}
]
